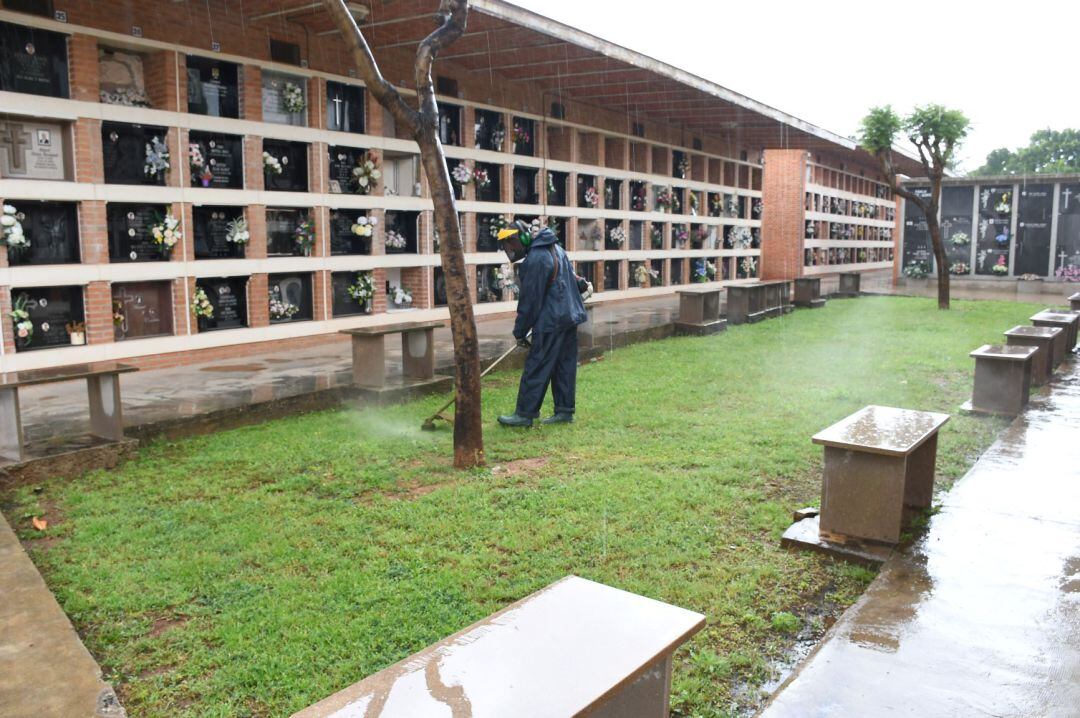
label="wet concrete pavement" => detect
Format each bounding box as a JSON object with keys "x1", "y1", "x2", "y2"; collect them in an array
[
  {"x1": 14, "y1": 296, "x2": 680, "y2": 445},
  {"x1": 760, "y1": 360, "x2": 1080, "y2": 717}
]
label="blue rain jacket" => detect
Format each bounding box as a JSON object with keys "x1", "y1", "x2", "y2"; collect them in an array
[{"x1": 512, "y1": 228, "x2": 587, "y2": 340}]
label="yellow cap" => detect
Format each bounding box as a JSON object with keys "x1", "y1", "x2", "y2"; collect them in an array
[{"x1": 497, "y1": 228, "x2": 519, "y2": 241}]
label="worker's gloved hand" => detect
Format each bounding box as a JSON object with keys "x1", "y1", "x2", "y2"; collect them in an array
[
  {"x1": 581, "y1": 281, "x2": 594, "y2": 301},
  {"x1": 516, "y1": 336, "x2": 532, "y2": 349}
]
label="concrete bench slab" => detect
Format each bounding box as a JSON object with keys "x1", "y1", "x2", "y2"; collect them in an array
[
  {"x1": 727, "y1": 281, "x2": 790, "y2": 325},
  {"x1": 292, "y1": 576, "x2": 705, "y2": 718},
  {"x1": 964, "y1": 344, "x2": 1037, "y2": 416},
  {"x1": 341, "y1": 321, "x2": 446, "y2": 388},
  {"x1": 1004, "y1": 325, "x2": 1060, "y2": 386},
  {"x1": 1030, "y1": 311, "x2": 1078, "y2": 363}
]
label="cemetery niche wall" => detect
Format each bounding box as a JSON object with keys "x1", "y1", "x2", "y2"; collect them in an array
[
  {"x1": 8, "y1": 285, "x2": 85, "y2": 352},
  {"x1": 195, "y1": 276, "x2": 248, "y2": 332},
  {"x1": 111, "y1": 280, "x2": 173, "y2": 341},
  {"x1": 0, "y1": 20, "x2": 69, "y2": 97},
  {"x1": 107, "y1": 203, "x2": 171, "y2": 262},
  {"x1": 0, "y1": 116, "x2": 70, "y2": 181},
  {"x1": 189, "y1": 132, "x2": 243, "y2": 189},
  {"x1": 325, "y1": 81, "x2": 364, "y2": 134},
  {"x1": 186, "y1": 55, "x2": 239, "y2": 119},
  {"x1": 102, "y1": 122, "x2": 169, "y2": 186},
  {"x1": 193, "y1": 206, "x2": 246, "y2": 259},
  {"x1": 5, "y1": 201, "x2": 79, "y2": 266}
]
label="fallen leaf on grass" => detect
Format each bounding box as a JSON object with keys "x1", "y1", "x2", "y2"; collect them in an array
[{"x1": 31, "y1": 517, "x2": 48, "y2": 531}]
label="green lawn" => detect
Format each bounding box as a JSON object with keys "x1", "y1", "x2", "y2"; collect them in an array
[{"x1": 4, "y1": 296, "x2": 1044, "y2": 717}]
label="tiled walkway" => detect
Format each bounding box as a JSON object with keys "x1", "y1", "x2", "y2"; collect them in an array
[{"x1": 760, "y1": 359, "x2": 1080, "y2": 717}]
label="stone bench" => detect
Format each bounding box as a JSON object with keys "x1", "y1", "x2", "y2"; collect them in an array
[
  {"x1": 965, "y1": 344, "x2": 1037, "y2": 416},
  {"x1": 834, "y1": 272, "x2": 861, "y2": 298},
  {"x1": 727, "y1": 281, "x2": 791, "y2": 325},
  {"x1": 1030, "y1": 311, "x2": 1079, "y2": 364},
  {"x1": 1070, "y1": 292, "x2": 1080, "y2": 312},
  {"x1": 1004, "y1": 325, "x2": 1061, "y2": 386},
  {"x1": 292, "y1": 575, "x2": 705, "y2": 718},
  {"x1": 675, "y1": 285, "x2": 726, "y2": 335},
  {"x1": 0, "y1": 362, "x2": 137, "y2": 463},
  {"x1": 340, "y1": 320, "x2": 445, "y2": 389},
  {"x1": 793, "y1": 277, "x2": 826, "y2": 309}
]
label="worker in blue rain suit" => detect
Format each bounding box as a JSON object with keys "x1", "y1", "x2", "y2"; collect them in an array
[{"x1": 497, "y1": 220, "x2": 592, "y2": 427}]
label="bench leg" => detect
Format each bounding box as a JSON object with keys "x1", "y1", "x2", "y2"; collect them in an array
[
  {"x1": 591, "y1": 653, "x2": 672, "y2": 717},
  {"x1": 903, "y1": 433, "x2": 938, "y2": 512},
  {"x1": 401, "y1": 328, "x2": 435, "y2": 381},
  {"x1": 0, "y1": 386, "x2": 24, "y2": 463},
  {"x1": 820, "y1": 446, "x2": 906, "y2": 545},
  {"x1": 87, "y1": 374, "x2": 125, "y2": 442},
  {"x1": 351, "y1": 334, "x2": 386, "y2": 387}
]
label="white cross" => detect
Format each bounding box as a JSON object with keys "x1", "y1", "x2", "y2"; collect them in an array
[
  {"x1": 1063, "y1": 187, "x2": 1072, "y2": 210},
  {"x1": 1060, "y1": 250, "x2": 1069, "y2": 269},
  {"x1": 331, "y1": 96, "x2": 344, "y2": 126}
]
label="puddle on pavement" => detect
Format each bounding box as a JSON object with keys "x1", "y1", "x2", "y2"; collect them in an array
[{"x1": 198, "y1": 364, "x2": 266, "y2": 372}]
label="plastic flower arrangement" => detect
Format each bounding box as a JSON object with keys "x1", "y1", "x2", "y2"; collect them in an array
[
  {"x1": 949, "y1": 262, "x2": 969, "y2": 275},
  {"x1": 385, "y1": 230, "x2": 408, "y2": 250},
  {"x1": 143, "y1": 135, "x2": 170, "y2": 179},
  {"x1": 752, "y1": 199, "x2": 764, "y2": 217},
  {"x1": 263, "y1": 151, "x2": 283, "y2": 175},
  {"x1": 634, "y1": 264, "x2": 659, "y2": 287},
  {"x1": 673, "y1": 225, "x2": 689, "y2": 246},
  {"x1": 726, "y1": 196, "x2": 740, "y2": 217},
  {"x1": 651, "y1": 225, "x2": 664, "y2": 248},
  {"x1": 689, "y1": 193, "x2": 699, "y2": 215},
  {"x1": 655, "y1": 187, "x2": 674, "y2": 212},
  {"x1": 547, "y1": 172, "x2": 558, "y2": 197},
  {"x1": 294, "y1": 218, "x2": 316, "y2": 254},
  {"x1": 487, "y1": 215, "x2": 510, "y2": 239},
  {"x1": 10, "y1": 294, "x2": 32, "y2": 343},
  {"x1": 112, "y1": 299, "x2": 125, "y2": 327},
  {"x1": 2, "y1": 204, "x2": 27, "y2": 249},
  {"x1": 473, "y1": 166, "x2": 491, "y2": 189},
  {"x1": 631, "y1": 187, "x2": 647, "y2": 211},
  {"x1": 347, "y1": 272, "x2": 375, "y2": 307},
  {"x1": 282, "y1": 81, "x2": 306, "y2": 114},
  {"x1": 740, "y1": 256, "x2": 757, "y2": 277},
  {"x1": 351, "y1": 216, "x2": 377, "y2": 237},
  {"x1": 191, "y1": 285, "x2": 214, "y2": 319},
  {"x1": 493, "y1": 263, "x2": 518, "y2": 296},
  {"x1": 710, "y1": 194, "x2": 722, "y2": 215},
  {"x1": 452, "y1": 163, "x2": 473, "y2": 185},
  {"x1": 226, "y1": 217, "x2": 250, "y2": 244},
  {"x1": 1055, "y1": 264, "x2": 1080, "y2": 282},
  {"x1": 608, "y1": 225, "x2": 626, "y2": 247},
  {"x1": 583, "y1": 185, "x2": 599, "y2": 208},
  {"x1": 730, "y1": 225, "x2": 752, "y2": 250},
  {"x1": 528, "y1": 218, "x2": 543, "y2": 236},
  {"x1": 903, "y1": 263, "x2": 929, "y2": 280},
  {"x1": 269, "y1": 288, "x2": 299, "y2": 320},
  {"x1": 489, "y1": 124, "x2": 506, "y2": 151},
  {"x1": 677, "y1": 156, "x2": 690, "y2": 179},
  {"x1": 950, "y1": 232, "x2": 970, "y2": 247},
  {"x1": 351, "y1": 151, "x2": 381, "y2": 195},
  {"x1": 512, "y1": 122, "x2": 531, "y2": 150},
  {"x1": 390, "y1": 285, "x2": 412, "y2": 306},
  {"x1": 150, "y1": 214, "x2": 182, "y2": 254},
  {"x1": 991, "y1": 255, "x2": 1008, "y2": 275},
  {"x1": 189, "y1": 143, "x2": 206, "y2": 174}
]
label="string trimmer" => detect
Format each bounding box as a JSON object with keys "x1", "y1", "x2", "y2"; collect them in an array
[{"x1": 420, "y1": 332, "x2": 531, "y2": 431}]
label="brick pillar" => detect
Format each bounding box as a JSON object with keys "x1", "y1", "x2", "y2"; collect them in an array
[
  {"x1": 401, "y1": 267, "x2": 430, "y2": 310},
  {"x1": 418, "y1": 211, "x2": 434, "y2": 255},
  {"x1": 760, "y1": 148, "x2": 807, "y2": 281},
  {"x1": 176, "y1": 202, "x2": 194, "y2": 261},
  {"x1": 462, "y1": 105, "x2": 476, "y2": 149},
  {"x1": 366, "y1": 89, "x2": 384, "y2": 137},
  {"x1": 310, "y1": 142, "x2": 327, "y2": 194},
  {"x1": 165, "y1": 127, "x2": 182, "y2": 187},
  {"x1": 143, "y1": 50, "x2": 181, "y2": 112},
  {"x1": 245, "y1": 136, "x2": 265, "y2": 192},
  {"x1": 73, "y1": 118, "x2": 104, "y2": 184},
  {"x1": 79, "y1": 201, "x2": 109, "y2": 264},
  {"x1": 246, "y1": 205, "x2": 267, "y2": 259},
  {"x1": 0, "y1": 244, "x2": 8, "y2": 269},
  {"x1": 311, "y1": 206, "x2": 329, "y2": 257},
  {"x1": 371, "y1": 268, "x2": 388, "y2": 314},
  {"x1": 240, "y1": 65, "x2": 262, "y2": 122},
  {"x1": 68, "y1": 34, "x2": 99, "y2": 102},
  {"x1": 307, "y1": 77, "x2": 325, "y2": 130},
  {"x1": 248, "y1": 274, "x2": 269, "y2": 327},
  {"x1": 499, "y1": 164, "x2": 512, "y2": 205},
  {"x1": 84, "y1": 281, "x2": 114, "y2": 345},
  {"x1": 0, "y1": 287, "x2": 14, "y2": 354},
  {"x1": 462, "y1": 212, "x2": 477, "y2": 253},
  {"x1": 313, "y1": 271, "x2": 330, "y2": 321},
  {"x1": 173, "y1": 277, "x2": 195, "y2": 335}
]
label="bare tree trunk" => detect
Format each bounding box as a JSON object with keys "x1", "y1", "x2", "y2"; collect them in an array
[
  {"x1": 927, "y1": 219, "x2": 950, "y2": 310},
  {"x1": 325, "y1": 0, "x2": 484, "y2": 468}
]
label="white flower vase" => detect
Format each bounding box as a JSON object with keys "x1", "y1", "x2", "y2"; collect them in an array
[{"x1": 69, "y1": 332, "x2": 85, "y2": 346}]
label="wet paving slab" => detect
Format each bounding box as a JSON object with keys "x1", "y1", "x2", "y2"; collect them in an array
[{"x1": 760, "y1": 361, "x2": 1080, "y2": 717}]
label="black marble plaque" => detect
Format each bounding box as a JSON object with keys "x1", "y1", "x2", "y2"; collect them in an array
[
  {"x1": 1056, "y1": 184, "x2": 1080, "y2": 275},
  {"x1": 112, "y1": 280, "x2": 172, "y2": 340},
  {"x1": 266, "y1": 208, "x2": 306, "y2": 256},
  {"x1": 263, "y1": 139, "x2": 308, "y2": 192},
  {"x1": 941, "y1": 185, "x2": 974, "y2": 267},
  {"x1": 329, "y1": 209, "x2": 372, "y2": 255},
  {"x1": 476, "y1": 214, "x2": 502, "y2": 253},
  {"x1": 1015, "y1": 185, "x2": 1053, "y2": 276},
  {"x1": 193, "y1": 206, "x2": 245, "y2": 259},
  {"x1": 475, "y1": 162, "x2": 501, "y2": 203},
  {"x1": 512, "y1": 117, "x2": 534, "y2": 156},
  {"x1": 262, "y1": 71, "x2": 306, "y2": 126},
  {"x1": 385, "y1": 211, "x2": 418, "y2": 254},
  {"x1": 433, "y1": 267, "x2": 447, "y2": 307},
  {"x1": 0, "y1": 21, "x2": 68, "y2": 98},
  {"x1": 605, "y1": 179, "x2": 622, "y2": 210},
  {"x1": 513, "y1": 167, "x2": 537, "y2": 204},
  {"x1": 268, "y1": 272, "x2": 313, "y2": 323},
  {"x1": 102, "y1": 121, "x2": 168, "y2": 186},
  {"x1": 326, "y1": 81, "x2": 364, "y2": 133},
  {"x1": 186, "y1": 55, "x2": 239, "y2": 118},
  {"x1": 107, "y1": 203, "x2": 168, "y2": 262},
  {"x1": 327, "y1": 146, "x2": 374, "y2": 194},
  {"x1": 603, "y1": 261, "x2": 620, "y2": 290},
  {"x1": 439, "y1": 103, "x2": 461, "y2": 146},
  {"x1": 548, "y1": 171, "x2": 568, "y2": 206},
  {"x1": 576, "y1": 261, "x2": 597, "y2": 287},
  {"x1": 902, "y1": 186, "x2": 933, "y2": 271},
  {"x1": 9, "y1": 284, "x2": 83, "y2": 352},
  {"x1": 474, "y1": 109, "x2": 504, "y2": 152},
  {"x1": 7, "y1": 201, "x2": 79, "y2": 266},
  {"x1": 670, "y1": 258, "x2": 684, "y2": 284},
  {"x1": 331, "y1": 271, "x2": 372, "y2": 317},
  {"x1": 197, "y1": 276, "x2": 247, "y2": 331},
  {"x1": 976, "y1": 185, "x2": 1013, "y2": 275},
  {"x1": 189, "y1": 131, "x2": 243, "y2": 189}
]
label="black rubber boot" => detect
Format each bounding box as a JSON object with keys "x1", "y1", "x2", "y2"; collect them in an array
[
  {"x1": 498, "y1": 413, "x2": 534, "y2": 427},
  {"x1": 540, "y1": 412, "x2": 574, "y2": 425}
]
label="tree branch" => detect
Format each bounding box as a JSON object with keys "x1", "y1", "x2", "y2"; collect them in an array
[
  {"x1": 323, "y1": 0, "x2": 420, "y2": 130},
  {"x1": 876, "y1": 150, "x2": 930, "y2": 214},
  {"x1": 414, "y1": 0, "x2": 469, "y2": 130}
]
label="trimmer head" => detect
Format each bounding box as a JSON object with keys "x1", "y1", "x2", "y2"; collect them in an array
[{"x1": 420, "y1": 412, "x2": 453, "y2": 431}]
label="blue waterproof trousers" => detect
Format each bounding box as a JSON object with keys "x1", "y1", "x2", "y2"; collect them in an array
[{"x1": 514, "y1": 327, "x2": 578, "y2": 418}]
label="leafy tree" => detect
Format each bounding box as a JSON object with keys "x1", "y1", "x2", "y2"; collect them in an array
[
  {"x1": 973, "y1": 129, "x2": 1080, "y2": 176},
  {"x1": 860, "y1": 105, "x2": 970, "y2": 310},
  {"x1": 325, "y1": 0, "x2": 484, "y2": 468}
]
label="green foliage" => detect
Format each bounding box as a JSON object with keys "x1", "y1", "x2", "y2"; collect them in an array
[
  {"x1": 972, "y1": 128, "x2": 1080, "y2": 176},
  {"x1": 2, "y1": 297, "x2": 1042, "y2": 717},
  {"x1": 858, "y1": 105, "x2": 902, "y2": 154},
  {"x1": 771, "y1": 611, "x2": 799, "y2": 634}
]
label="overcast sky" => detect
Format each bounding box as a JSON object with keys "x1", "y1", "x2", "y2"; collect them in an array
[{"x1": 510, "y1": 0, "x2": 1079, "y2": 172}]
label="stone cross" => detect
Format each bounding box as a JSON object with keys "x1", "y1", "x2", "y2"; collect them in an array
[
  {"x1": 1063, "y1": 187, "x2": 1072, "y2": 211},
  {"x1": 331, "y1": 95, "x2": 343, "y2": 127},
  {"x1": 0, "y1": 123, "x2": 32, "y2": 172},
  {"x1": 1060, "y1": 250, "x2": 1068, "y2": 269}
]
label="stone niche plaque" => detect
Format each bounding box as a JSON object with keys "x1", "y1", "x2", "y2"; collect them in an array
[
  {"x1": 193, "y1": 206, "x2": 245, "y2": 259},
  {"x1": 186, "y1": 55, "x2": 239, "y2": 118},
  {"x1": 0, "y1": 118, "x2": 69, "y2": 180},
  {"x1": 98, "y1": 47, "x2": 150, "y2": 107},
  {"x1": 1016, "y1": 185, "x2": 1053, "y2": 276},
  {"x1": 976, "y1": 185, "x2": 1013, "y2": 275},
  {"x1": 1056, "y1": 183, "x2": 1080, "y2": 274},
  {"x1": 107, "y1": 203, "x2": 168, "y2": 262},
  {"x1": 189, "y1": 131, "x2": 243, "y2": 189},
  {"x1": 268, "y1": 272, "x2": 313, "y2": 323},
  {"x1": 331, "y1": 271, "x2": 372, "y2": 317},
  {"x1": 0, "y1": 21, "x2": 69, "y2": 98},
  {"x1": 327, "y1": 145, "x2": 371, "y2": 194},
  {"x1": 9, "y1": 285, "x2": 84, "y2": 352},
  {"x1": 262, "y1": 71, "x2": 306, "y2": 126},
  {"x1": 112, "y1": 280, "x2": 173, "y2": 341},
  {"x1": 196, "y1": 276, "x2": 248, "y2": 332},
  {"x1": 329, "y1": 209, "x2": 372, "y2": 255},
  {"x1": 263, "y1": 139, "x2": 308, "y2": 192},
  {"x1": 7, "y1": 200, "x2": 79, "y2": 266},
  {"x1": 266, "y1": 207, "x2": 307, "y2": 256},
  {"x1": 102, "y1": 121, "x2": 168, "y2": 186},
  {"x1": 326, "y1": 80, "x2": 364, "y2": 133},
  {"x1": 903, "y1": 186, "x2": 933, "y2": 271}
]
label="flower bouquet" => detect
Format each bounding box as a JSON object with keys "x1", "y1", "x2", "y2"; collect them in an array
[
  {"x1": 2, "y1": 204, "x2": 27, "y2": 249},
  {"x1": 1056, "y1": 264, "x2": 1080, "y2": 282},
  {"x1": 351, "y1": 151, "x2": 381, "y2": 195},
  {"x1": 547, "y1": 172, "x2": 558, "y2": 198},
  {"x1": 583, "y1": 185, "x2": 599, "y2": 208},
  {"x1": 752, "y1": 199, "x2": 763, "y2": 217},
  {"x1": 677, "y1": 156, "x2": 690, "y2": 179},
  {"x1": 263, "y1": 151, "x2": 283, "y2": 175},
  {"x1": 452, "y1": 162, "x2": 473, "y2": 186},
  {"x1": 634, "y1": 263, "x2": 659, "y2": 287},
  {"x1": 351, "y1": 216, "x2": 377, "y2": 237},
  {"x1": 656, "y1": 187, "x2": 674, "y2": 212},
  {"x1": 390, "y1": 284, "x2": 413, "y2": 308},
  {"x1": 294, "y1": 218, "x2": 316, "y2": 255},
  {"x1": 949, "y1": 261, "x2": 969, "y2": 275},
  {"x1": 991, "y1": 255, "x2": 1008, "y2": 275},
  {"x1": 487, "y1": 215, "x2": 510, "y2": 239},
  {"x1": 493, "y1": 263, "x2": 518, "y2": 299},
  {"x1": 283, "y1": 81, "x2": 306, "y2": 114},
  {"x1": 385, "y1": 229, "x2": 408, "y2": 250},
  {"x1": 189, "y1": 143, "x2": 211, "y2": 185},
  {"x1": 144, "y1": 136, "x2": 170, "y2": 179},
  {"x1": 191, "y1": 286, "x2": 214, "y2": 319},
  {"x1": 607, "y1": 225, "x2": 626, "y2": 247},
  {"x1": 269, "y1": 288, "x2": 299, "y2": 320},
  {"x1": 631, "y1": 187, "x2": 647, "y2": 211},
  {"x1": 740, "y1": 256, "x2": 757, "y2": 277},
  {"x1": 949, "y1": 232, "x2": 970, "y2": 247},
  {"x1": 673, "y1": 225, "x2": 689, "y2": 247},
  {"x1": 226, "y1": 217, "x2": 250, "y2": 245},
  {"x1": 730, "y1": 225, "x2": 752, "y2": 250},
  {"x1": 994, "y1": 192, "x2": 1011, "y2": 215},
  {"x1": 150, "y1": 214, "x2": 182, "y2": 256},
  {"x1": 512, "y1": 122, "x2": 531, "y2": 151},
  {"x1": 903, "y1": 262, "x2": 929, "y2": 280},
  {"x1": 347, "y1": 272, "x2": 375, "y2": 310},
  {"x1": 689, "y1": 193, "x2": 699, "y2": 215},
  {"x1": 10, "y1": 294, "x2": 32, "y2": 344},
  {"x1": 65, "y1": 320, "x2": 85, "y2": 345},
  {"x1": 473, "y1": 166, "x2": 491, "y2": 190},
  {"x1": 650, "y1": 225, "x2": 664, "y2": 249}
]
